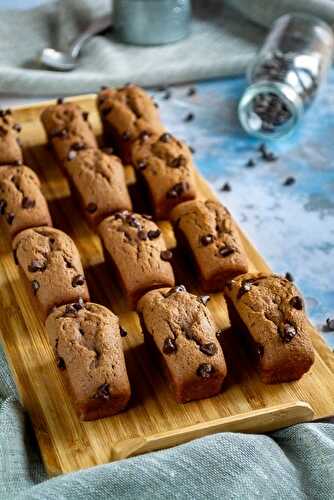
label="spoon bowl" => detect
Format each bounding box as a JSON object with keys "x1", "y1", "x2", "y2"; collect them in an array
[{"x1": 41, "y1": 48, "x2": 77, "y2": 71}]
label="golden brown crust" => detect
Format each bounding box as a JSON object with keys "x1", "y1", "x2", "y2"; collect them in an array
[
  {"x1": 40, "y1": 102, "x2": 97, "y2": 162},
  {"x1": 224, "y1": 272, "x2": 315, "y2": 383},
  {"x1": 13, "y1": 226, "x2": 89, "y2": 318},
  {"x1": 64, "y1": 149, "x2": 132, "y2": 226},
  {"x1": 98, "y1": 211, "x2": 175, "y2": 308},
  {"x1": 137, "y1": 287, "x2": 227, "y2": 403},
  {"x1": 171, "y1": 199, "x2": 248, "y2": 291},
  {"x1": 0, "y1": 166, "x2": 52, "y2": 238},
  {"x1": 0, "y1": 110, "x2": 23, "y2": 166},
  {"x1": 46, "y1": 302, "x2": 131, "y2": 420},
  {"x1": 131, "y1": 132, "x2": 197, "y2": 219}
]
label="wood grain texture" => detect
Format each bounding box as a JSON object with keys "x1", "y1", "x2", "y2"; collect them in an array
[{"x1": 0, "y1": 95, "x2": 333, "y2": 476}]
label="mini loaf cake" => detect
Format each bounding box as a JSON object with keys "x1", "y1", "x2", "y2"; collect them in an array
[
  {"x1": 170, "y1": 200, "x2": 248, "y2": 291},
  {"x1": 97, "y1": 84, "x2": 164, "y2": 163},
  {"x1": 131, "y1": 132, "x2": 197, "y2": 219},
  {"x1": 225, "y1": 273, "x2": 315, "y2": 383},
  {"x1": 40, "y1": 100, "x2": 97, "y2": 162},
  {"x1": 64, "y1": 148, "x2": 132, "y2": 226},
  {"x1": 137, "y1": 286, "x2": 227, "y2": 403},
  {"x1": 98, "y1": 211, "x2": 175, "y2": 308},
  {"x1": 13, "y1": 226, "x2": 89, "y2": 318},
  {"x1": 0, "y1": 166, "x2": 52, "y2": 238},
  {"x1": 0, "y1": 109, "x2": 23, "y2": 166},
  {"x1": 46, "y1": 302, "x2": 131, "y2": 420}
]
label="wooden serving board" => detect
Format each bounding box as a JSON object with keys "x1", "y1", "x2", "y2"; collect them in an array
[{"x1": 1, "y1": 95, "x2": 334, "y2": 476}]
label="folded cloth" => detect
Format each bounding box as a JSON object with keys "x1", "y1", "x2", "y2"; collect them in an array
[{"x1": 0, "y1": 343, "x2": 334, "y2": 499}]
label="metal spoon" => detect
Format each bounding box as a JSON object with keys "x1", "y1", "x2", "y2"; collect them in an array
[{"x1": 41, "y1": 15, "x2": 111, "y2": 71}]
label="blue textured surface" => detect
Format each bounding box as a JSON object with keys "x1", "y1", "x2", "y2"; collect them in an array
[{"x1": 152, "y1": 77, "x2": 334, "y2": 349}]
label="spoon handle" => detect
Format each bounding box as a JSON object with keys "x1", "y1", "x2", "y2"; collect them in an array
[{"x1": 69, "y1": 15, "x2": 112, "y2": 59}]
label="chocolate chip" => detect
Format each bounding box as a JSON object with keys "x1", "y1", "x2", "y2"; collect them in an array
[
  {"x1": 6, "y1": 212, "x2": 14, "y2": 225},
  {"x1": 187, "y1": 87, "x2": 197, "y2": 97},
  {"x1": 72, "y1": 274, "x2": 85, "y2": 287},
  {"x1": 283, "y1": 176, "x2": 295, "y2": 186},
  {"x1": 67, "y1": 150, "x2": 77, "y2": 161},
  {"x1": 72, "y1": 142, "x2": 85, "y2": 151},
  {"x1": 56, "y1": 97, "x2": 64, "y2": 104},
  {"x1": 218, "y1": 246, "x2": 234, "y2": 257},
  {"x1": 22, "y1": 196, "x2": 36, "y2": 209},
  {"x1": 197, "y1": 363, "x2": 215, "y2": 378},
  {"x1": 28, "y1": 260, "x2": 46, "y2": 273},
  {"x1": 163, "y1": 90, "x2": 171, "y2": 100},
  {"x1": 200, "y1": 342, "x2": 218, "y2": 356},
  {"x1": 73, "y1": 297, "x2": 84, "y2": 311},
  {"x1": 0, "y1": 199, "x2": 7, "y2": 215},
  {"x1": 220, "y1": 182, "x2": 231, "y2": 192},
  {"x1": 13, "y1": 159, "x2": 23, "y2": 166},
  {"x1": 52, "y1": 128, "x2": 68, "y2": 139},
  {"x1": 86, "y1": 202, "x2": 97, "y2": 213},
  {"x1": 285, "y1": 272, "x2": 294, "y2": 282},
  {"x1": 57, "y1": 357, "x2": 66, "y2": 370},
  {"x1": 82, "y1": 111, "x2": 89, "y2": 121},
  {"x1": 137, "y1": 160, "x2": 147, "y2": 171},
  {"x1": 199, "y1": 295, "x2": 210, "y2": 306},
  {"x1": 154, "y1": 102, "x2": 159, "y2": 108},
  {"x1": 246, "y1": 158, "x2": 255, "y2": 167},
  {"x1": 290, "y1": 296, "x2": 303, "y2": 310},
  {"x1": 169, "y1": 155, "x2": 186, "y2": 168},
  {"x1": 166, "y1": 181, "x2": 188, "y2": 199},
  {"x1": 200, "y1": 234, "x2": 214, "y2": 246},
  {"x1": 79, "y1": 328, "x2": 85, "y2": 336},
  {"x1": 237, "y1": 280, "x2": 252, "y2": 299},
  {"x1": 139, "y1": 130, "x2": 150, "y2": 142},
  {"x1": 122, "y1": 131, "x2": 131, "y2": 141},
  {"x1": 189, "y1": 146, "x2": 195, "y2": 154},
  {"x1": 279, "y1": 324, "x2": 297, "y2": 343},
  {"x1": 64, "y1": 304, "x2": 77, "y2": 317},
  {"x1": 93, "y1": 383, "x2": 111, "y2": 400},
  {"x1": 126, "y1": 214, "x2": 141, "y2": 228},
  {"x1": 163, "y1": 337, "x2": 177, "y2": 354},
  {"x1": 120, "y1": 326, "x2": 128, "y2": 337},
  {"x1": 184, "y1": 112, "x2": 194, "y2": 122},
  {"x1": 160, "y1": 250, "x2": 173, "y2": 261},
  {"x1": 326, "y1": 318, "x2": 334, "y2": 331},
  {"x1": 147, "y1": 229, "x2": 161, "y2": 240},
  {"x1": 31, "y1": 280, "x2": 40, "y2": 295},
  {"x1": 159, "y1": 132, "x2": 172, "y2": 143},
  {"x1": 13, "y1": 123, "x2": 22, "y2": 133},
  {"x1": 216, "y1": 330, "x2": 223, "y2": 342},
  {"x1": 164, "y1": 285, "x2": 186, "y2": 297},
  {"x1": 258, "y1": 143, "x2": 277, "y2": 162},
  {"x1": 138, "y1": 230, "x2": 147, "y2": 240}
]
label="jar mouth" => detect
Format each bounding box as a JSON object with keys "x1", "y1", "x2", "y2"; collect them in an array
[{"x1": 238, "y1": 81, "x2": 303, "y2": 139}]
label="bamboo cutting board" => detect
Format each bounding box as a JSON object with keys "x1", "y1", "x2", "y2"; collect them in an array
[{"x1": 0, "y1": 95, "x2": 334, "y2": 476}]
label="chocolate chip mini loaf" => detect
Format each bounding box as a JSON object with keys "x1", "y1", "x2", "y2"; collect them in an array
[
  {"x1": 13, "y1": 227, "x2": 89, "y2": 319},
  {"x1": 46, "y1": 302, "x2": 131, "y2": 420},
  {"x1": 97, "y1": 84, "x2": 164, "y2": 163},
  {"x1": 0, "y1": 166, "x2": 52, "y2": 238},
  {"x1": 64, "y1": 148, "x2": 132, "y2": 226},
  {"x1": 98, "y1": 211, "x2": 175, "y2": 308},
  {"x1": 0, "y1": 109, "x2": 23, "y2": 166},
  {"x1": 131, "y1": 132, "x2": 197, "y2": 219},
  {"x1": 137, "y1": 286, "x2": 227, "y2": 403},
  {"x1": 41, "y1": 100, "x2": 97, "y2": 162},
  {"x1": 225, "y1": 273, "x2": 315, "y2": 383},
  {"x1": 171, "y1": 199, "x2": 248, "y2": 291}
]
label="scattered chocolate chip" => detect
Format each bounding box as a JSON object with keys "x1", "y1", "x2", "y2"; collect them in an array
[
  {"x1": 86, "y1": 202, "x2": 97, "y2": 213},
  {"x1": 200, "y1": 234, "x2": 214, "y2": 246},
  {"x1": 279, "y1": 323, "x2": 297, "y2": 343},
  {"x1": 28, "y1": 260, "x2": 46, "y2": 273},
  {"x1": 221, "y1": 182, "x2": 231, "y2": 192},
  {"x1": 13, "y1": 123, "x2": 22, "y2": 133},
  {"x1": 137, "y1": 160, "x2": 147, "y2": 171},
  {"x1": 216, "y1": 330, "x2": 223, "y2": 342},
  {"x1": 159, "y1": 132, "x2": 172, "y2": 143},
  {"x1": 199, "y1": 295, "x2": 211, "y2": 306},
  {"x1": 237, "y1": 280, "x2": 252, "y2": 299},
  {"x1": 184, "y1": 112, "x2": 194, "y2": 122},
  {"x1": 122, "y1": 131, "x2": 131, "y2": 141},
  {"x1": 71, "y1": 142, "x2": 85, "y2": 151},
  {"x1": 120, "y1": 326, "x2": 128, "y2": 337},
  {"x1": 163, "y1": 90, "x2": 171, "y2": 100},
  {"x1": 22, "y1": 196, "x2": 36, "y2": 209},
  {"x1": 325, "y1": 318, "x2": 334, "y2": 331},
  {"x1": 147, "y1": 229, "x2": 161, "y2": 240},
  {"x1": 64, "y1": 304, "x2": 77, "y2": 317},
  {"x1": 154, "y1": 102, "x2": 159, "y2": 108},
  {"x1": 138, "y1": 230, "x2": 147, "y2": 240},
  {"x1": 160, "y1": 249, "x2": 173, "y2": 261},
  {"x1": 166, "y1": 181, "x2": 188, "y2": 199},
  {"x1": 169, "y1": 155, "x2": 186, "y2": 168},
  {"x1": 57, "y1": 357, "x2": 66, "y2": 370},
  {"x1": 187, "y1": 87, "x2": 197, "y2": 97},
  {"x1": 79, "y1": 328, "x2": 85, "y2": 336},
  {"x1": 197, "y1": 363, "x2": 215, "y2": 378},
  {"x1": 246, "y1": 158, "x2": 255, "y2": 167},
  {"x1": 139, "y1": 130, "x2": 150, "y2": 142},
  {"x1": 52, "y1": 128, "x2": 68, "y2": 139},
  {"x1": 0, "y1": 199, "x2": 7, "y2": 215},
  {"x1": 283, "y1": 176, "x2": 295, "y2": 186},
  {"x1": 73, "y1": 297, "x2": 84, "y2": 311},
  {"x1": 290, "y1": 296, "x2": 303, "y2": 310},
  {"x1": 258, "y1": 143, "x2": 278, "y2": 162},
  {"x1": 31, "y1": 280, "x2": 40, "y2": 295},
  {"x1": 82, "y1": 111, "x2": 89, "y2": 121},
  {"x1": 56, "y1": 97, "x2": 64, "y2": 105},
  {"x1": 200, "y1": 342, "x2": 218, "y2": 356},
  {"x1": 126, "y1": 214, "x2": 141, "y2": 228},
  {"x1": 163, "y1": 337, "x2": 177, "y2": 354},
  {"x1": 6, "y1": 212, "x2": 14, "y2": 225},
  {"x1": 285, "y1": 272, "x2": 294, "y2": 282},
  {"x1": 164, "y1": 285, "x2": 186, "y2": 297},
  {"x1": 189, "y1": 146, "x2": 195, "y2": 154},
  {"x1": 67, "y1": 150, "x2": 77, "y2": 161},
  {"x1": 93, "y1": 383, "x2": 111, "y2": 400},
  {"x1": 219, "y1": 246, "x2": 234, "y2": 257},
  {"x1": 72, "y1": 274, "x2": 85, "y2": 287}
]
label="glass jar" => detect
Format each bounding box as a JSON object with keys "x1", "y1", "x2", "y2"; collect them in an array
[{"x1": 238, "y1": 13, "x2": 334, "y2": 139}]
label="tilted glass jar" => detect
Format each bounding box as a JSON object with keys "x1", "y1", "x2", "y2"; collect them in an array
[{"x1": 238, "y1": 13, "x2": 334, "y2": 139}]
